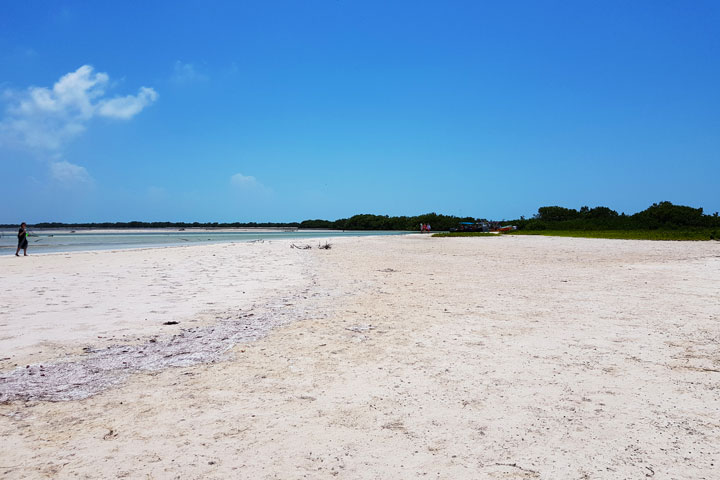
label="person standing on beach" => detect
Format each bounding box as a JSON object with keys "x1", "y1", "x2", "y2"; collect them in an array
[{"x1": 15, "y1": 222, "x2": 28, "y2": 256}]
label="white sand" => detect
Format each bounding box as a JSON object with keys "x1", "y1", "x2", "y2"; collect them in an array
[
  {"x1": 1, "y1": 235, "x2": 719, "y2": 478},
  {"x1": 0, "y1": 241, "x2": 310, "y2": 367}
]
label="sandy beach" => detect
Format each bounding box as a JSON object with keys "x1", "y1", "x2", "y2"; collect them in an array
[{"x1": 1, "y1": 235, "x2": 719, "y2": 479}]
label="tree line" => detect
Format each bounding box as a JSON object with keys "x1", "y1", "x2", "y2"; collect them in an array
[
  {"x1": 1, "y1": 213, "x2": 475, "y2": 232},
  {"x1": 515, "y1": 201, "x2": 720, "y2": 231},
  {"x1": 2, "y1": 202, "x2": 718, "y2": 231}
]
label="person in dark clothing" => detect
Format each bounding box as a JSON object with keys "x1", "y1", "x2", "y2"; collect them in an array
[{"x1": 15, "y1": 222, "x2": 28, "y2": 256}]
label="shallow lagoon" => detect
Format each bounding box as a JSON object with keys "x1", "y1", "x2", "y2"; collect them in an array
[{"x1": 0, "y1": 229, "x2": 408, "y2": 254}]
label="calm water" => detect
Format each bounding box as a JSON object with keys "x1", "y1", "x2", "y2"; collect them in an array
[{"x1": 0, "y1": 229, "x2": 408, "y2": 255}]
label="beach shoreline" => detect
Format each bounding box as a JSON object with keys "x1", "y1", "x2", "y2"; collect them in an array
[
  {"x1": 1, "y1": 235, "x2": 719, "y2": 478},
  {"x1": 0, "y1": 227, "x2": 400, "y2": 235},
  {"x1": 0, "y1": 229, "x2": 408, "y2": 256}
]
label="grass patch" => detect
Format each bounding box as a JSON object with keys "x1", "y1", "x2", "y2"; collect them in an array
[
  {"x1": 506, "y1": 229, "x2": 720, "y2": 241},
  {"x1": 432, "y1": 232, "x2": 501, "y2": 237}
]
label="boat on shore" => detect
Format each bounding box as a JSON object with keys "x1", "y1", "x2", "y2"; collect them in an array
[{"x1": 449, "y1": 221, "x2": 517, "y2": 233}]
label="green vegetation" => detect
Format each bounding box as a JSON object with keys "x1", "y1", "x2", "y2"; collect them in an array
[
  {"x1": 432, "y1": 232, "x2": 500, "y2": 238},
  {"x1": 1, "y1": 212, "x2": 477, "y2": 232},
  {"x1": 498, "y1": 201, "x2": 720, "y2": 241},
  {"x1": 299, "y1": 212, "x2": 475, "y2": 231},
  {"x1": 507, "y1": 229, "x2": 719, "y2": 241},
  {"x1": 430, "y1": 202, "x2": 720, "y2": 241},
  {"x1": 513, "y1": 201, "x2": 720, "y2": 232},
  {"x1": 3, "y1": 202, "x2": 718, "y2": 240}
]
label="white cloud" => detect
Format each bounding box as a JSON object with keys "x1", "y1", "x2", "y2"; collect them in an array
[
  {"x1": 0, "y1": 65, "x2": 158, "y2": 152},
  {"x1": 50, "y1": 160, "x2": 92, "y2": 184},
  {"x1": 230, "y1": 173, "x2": 273, "y2": 203},
  {"x1": 172, "y1": 61, "x2": 208, "y2": 84},
  {"x1": 230, "y1": 173, "x2": 260, "y2": 188},
  {"x1": 97, "y1": 87, "x2": 158, "y2": 119},
  {"x1": 230, "y1": 172, "x2": 274, "y2": 198}
]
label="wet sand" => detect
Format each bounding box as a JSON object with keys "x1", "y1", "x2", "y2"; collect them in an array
[{"x1": 1, "y1": 235, "x2": 719, "y2": 478}]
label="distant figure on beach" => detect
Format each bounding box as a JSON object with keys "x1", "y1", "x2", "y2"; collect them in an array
[
  {"x1": 426, "y1": 223, "x2": 431, "y2": 233},
  {"x1": 15, "y1": 222, "x2": 28, "y2": 256},
  {"x1": 420, "y1": 223, "x2": 424, "y2": 232}
]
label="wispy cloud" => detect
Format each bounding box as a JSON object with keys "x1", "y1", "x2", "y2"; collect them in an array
[
  {"x1": 97, "y1": 87, "x2": 158, "y2": 119},
  {"x1": 230, "y1": 172, "x2": 273, "y2": 198},
  {"x1": 8, "y1": 46, "x2": 38, "y2": 59},
  {"x1": 49, "y1": 160, "x2": 93, "y2": 185},
  {"x1": 171, "y1": 61, "x2": 208, "y2": 84},
  {"x1": 0, "y1": 65, "x2": 158, "y2": 151},
  {"x1": 230, "y1": 173, "x2": 261, "y2": 189}
]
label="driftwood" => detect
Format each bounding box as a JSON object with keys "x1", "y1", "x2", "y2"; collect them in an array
[{"x1": 291, "y1": 242, "x2": 331, "y2": 250}]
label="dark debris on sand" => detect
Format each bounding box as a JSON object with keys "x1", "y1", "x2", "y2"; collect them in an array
[{"x1": 0, "y1": 297, "x2": 312, "y2": 403}]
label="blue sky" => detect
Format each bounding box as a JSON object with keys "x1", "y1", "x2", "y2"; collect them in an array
[{"x1": 1, "y1": 1, "x2": 718, "y2": 222}]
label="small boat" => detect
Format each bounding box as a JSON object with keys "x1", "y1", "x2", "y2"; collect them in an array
[{"x1": 450, "y1": 222, "x2": 489, "y2": 233}]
